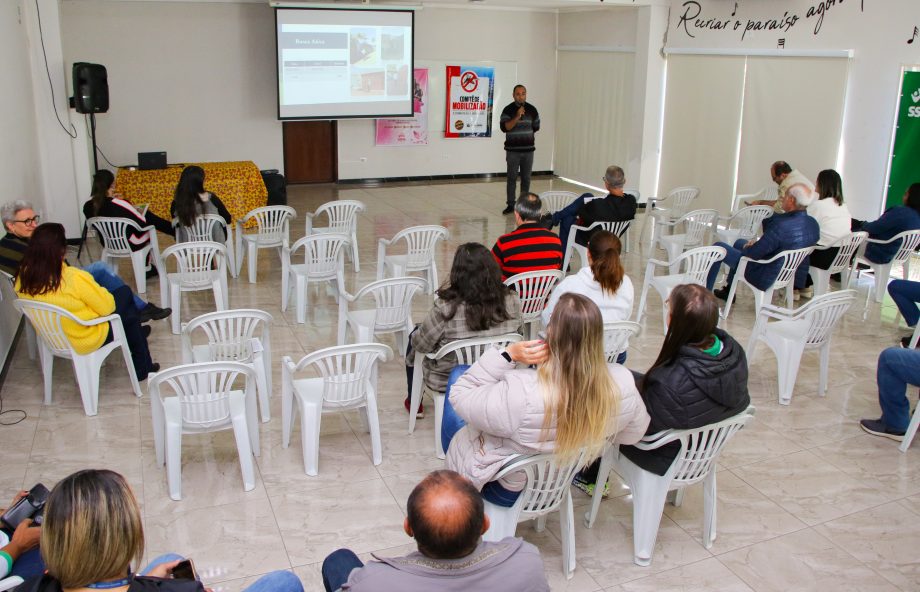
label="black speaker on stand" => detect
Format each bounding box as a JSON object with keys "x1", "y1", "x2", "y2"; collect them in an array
[{"x1": 71, "y1": 62, "x2": 109, "y2": 260}]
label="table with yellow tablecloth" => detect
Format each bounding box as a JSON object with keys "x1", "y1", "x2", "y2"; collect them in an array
[{"x1": 114, "y1": 161, "x2": 267, "y2": 226}]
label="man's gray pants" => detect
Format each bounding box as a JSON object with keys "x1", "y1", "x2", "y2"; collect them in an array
[{"x1": 506, "y1": 150, "x2": 534, "y2": 206}]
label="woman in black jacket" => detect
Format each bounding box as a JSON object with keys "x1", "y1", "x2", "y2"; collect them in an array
[
  {"x1": 82, "y1": 169, "x2": 174, "y2": 251},
  {"x1": 618, "y1": 283, "x2": 750, "y2": 475}
]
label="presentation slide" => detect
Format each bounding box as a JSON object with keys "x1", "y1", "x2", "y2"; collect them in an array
[{"x1": 275, "y1": 8, "x2": 414, "y2": 120}]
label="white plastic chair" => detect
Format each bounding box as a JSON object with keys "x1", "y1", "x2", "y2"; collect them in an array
[
  {"x1": 161, "y1": 242, "x2": 229, "y2": 335},
  {"x1": 716, "y1": 205, "x2": 774, "y2": 246},
  {"x1": 281, "y1": 343, "x2": 391, "y2": 475},
  {"x1": 539, "y1": 190, "x2": 580, "y2": 214},
  {"x1": 720, "y1": 246, "x2": 814, "y2": 320},
  {"x1": 562, "y1": 220, "x2": 632, "y2": 272},
  {"x1": 732, "y1": 186, "x2": 778, "y2": 214},
  {"x1": 642, "y1": 186, "x2": 699, "y2": 249},
  {"x1": 181, "y1": 309, "x2": 274, "y2": 423},
  {"x1": 848, "y1": 229, "x2": 920, "y2": 305},
  {"x1": 503, "y1": 270, "x2": 564, "y2": 340},
  {"x1": 483, "y1": 450, "x2": 588, "y2": 580},
  {"x1": 305, "y1": 199, "x2": 366, "y2": 272},
  {"x1": 337, "y1": 276, "x2": 427, "y2": 355},
  {"x1": 1, "y1": 270, "x2": 36, "y2": 360},
  {"x1": 376, "y1": 225, "x2": 449, "y2": 294},
  {"x1": 900, "y1": 377, "x2": 920, "y2": 452},
  {"x1": 174, "y1": 213, "x2": 237, "y2": 279},
  {"x1": 281, "y1": 233, "x2": 349, "y2": 325},
  {"x1": 14, "y1": 299, "x2": 141, "y2": 416},
  {"x1": 235, "y1": 205, "x2": 296, "y2": 283},
  {"x1": 584, "y1": 406, "x2": 756, "y2": 566},
  {"x1": 603, "y1": 321, "x2": 641, "y2": 363},
  {"x1": 747, "y1": 290, "x2": 855, "y2": 405},
  {"x1": 149, "y1": 361, "x2": 260, "y2": 501},
  {"x1": 636, "y1": 246, "x2": 726, "y2": 334},
  {"x1": 655, "y1": 209, "x2": 719, "y2": 271},
  {"x1": 808, "y1": 232, "x2": 867, "y2": 296},
  {"x1": 87, "y1": 216, "x2": 164, "y2": 295},
  {"x1": 408, "y1": 333, "x2": 524, "y2": 459}
]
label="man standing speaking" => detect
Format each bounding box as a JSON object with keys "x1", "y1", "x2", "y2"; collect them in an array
[{"x1": 500, "y1": 84, "x2": 540, "y2": 215}]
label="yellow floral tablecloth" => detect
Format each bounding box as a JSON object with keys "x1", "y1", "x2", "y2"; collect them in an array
[{"x1": 114, "y1": 161, "x2": 267, "y2": 227}]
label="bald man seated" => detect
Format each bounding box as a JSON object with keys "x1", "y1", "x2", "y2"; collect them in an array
[{"x1": 321, "y1": 470, "x2": 550, "y2": 592}]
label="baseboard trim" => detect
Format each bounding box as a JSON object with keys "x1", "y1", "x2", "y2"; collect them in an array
[{"x1": 337, "y1": 170, "x2": 555, "y2": 185}]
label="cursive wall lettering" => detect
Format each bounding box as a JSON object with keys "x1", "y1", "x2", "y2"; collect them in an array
[{"x1": 677, "y1": 0, "x2": 867, "y2": 41}]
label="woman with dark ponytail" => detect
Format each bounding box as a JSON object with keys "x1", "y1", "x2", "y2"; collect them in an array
[
  {"x1": 542, "y1": 230, "x2": 633, "y2": 327},
  {"x1": 82, "y1": 170, "x2": 174, "y2": 249}
]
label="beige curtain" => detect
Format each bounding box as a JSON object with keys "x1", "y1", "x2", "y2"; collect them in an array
[{"x1": 554, "y1": 50, "x2": 634, "y2": 189}]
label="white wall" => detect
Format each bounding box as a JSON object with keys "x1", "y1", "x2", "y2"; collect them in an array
[
  {"x1": 61, "y1": 1, "x2": 283, "y2": 173},
  {"x1": 337, "y1": 7, "x2": 558, "y2": 180},
  {"x1": 666, "y1": 0, "x2": 920, "y2": 219}
]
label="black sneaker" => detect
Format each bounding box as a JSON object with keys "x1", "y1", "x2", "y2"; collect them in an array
[
  {"x1": 859, "y1": 418, "x2": 905, "y2": 441},
  {"x1": 142, "y1": 325, "x2": 152, "y2": 339},
  {"x1": 502, "y1": 205, "x2": 514, "y2": 215},
  {"x1": 900, "y1": 336, "x2": 918, "y2": 349},
  {"x1": 537, "y1": 213, "x2": 554, "y2": 230},
  {"x1": 713, "y1": 287, "x2": 730, "y2": 301},
  {"x1": 139, "y1": 303, "x2": 172, "y2": 323}
]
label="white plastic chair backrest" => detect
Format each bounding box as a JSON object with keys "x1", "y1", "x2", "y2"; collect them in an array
[
  {"x1": 288, "y1": 343, "x2": 391, "y2": 407},
  {"x1": 350, "y1": 277, "x2": 427, "y2": 332},
  {"x1": 290, "y1": 233, "x2": 350, "y2": 278},
  {"x1": 651, "y1": 406, "x2": 755, "y2": 486},
  {"x1": 87, "y1": 217, "x2": 145, "y2": 255},
  {"x1": 676, "y1": 246, "x2": 727, "y2": 284},
  {"x1": 431, "y1": 333, "x2": 524, "y2": 364},
  {"x1": 162, "y1": 242, "x2": 226, "y2": 287},
  {"x1": 676, "y1": 209, "x2": 718, "y2": 246},
  {"x1": 178, "y1": 214, "x2": 228, "y2": 243},
  {"x1": 244, "y1": 206, "x2": 295, "y2": 244},
  {"x1": 584, "y1": 219, "x2": 631, "y2": 237},
  {"x1": 795, "y1": 290, "x2": 856, "y2": 347},
  {"x1": 729, "y1": 206, "x2": 773, "y2": 239},
  {"x1": 492, "y1": 450, "x2": 588, "y2": 518},
  {"x1": 539, "y1": 191, "x2": 579, "y2": 213},
  {"x1": 827, "y1": 232, "x2": 868, "y2": 273},
  {"x1": 887, "y1": 229, "x2": 920, "y2": 265},
  {"x1": 312, "y1": 200, "x2": 365, "y2": 233},
  {"x1": 388, "y1": 225, "x2": 449, "y2": 269},
  {"x1": 182, "y1": 309, "x2": 272, "y2": 363},
  {"x1": 13, "y1": 300, "x2": 89, "y2": 355},
  {"x1": 503, "y1": 270, "x2": 564, "y2": 320},
  {"x1": 763, "y1": 247, "x2": 813, "y2": 289},
  {"x1": 149, "y1": 361, "x2": 254, "y2": 429},
  {"x1": 603, "y1": 321, "x2": 640, "y2": 362},
  {"x1": 665, "y1": 186, "x2": 700, "y2": 217}
]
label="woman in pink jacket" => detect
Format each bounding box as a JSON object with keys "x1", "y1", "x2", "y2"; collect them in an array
[{"x1": 443, "y1": 293, "x2": 650, "y2": 507}]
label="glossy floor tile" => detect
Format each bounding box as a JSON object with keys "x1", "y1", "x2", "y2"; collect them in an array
[{"x1": 2, "y1": 177, "x2": 918, "y2": 591}]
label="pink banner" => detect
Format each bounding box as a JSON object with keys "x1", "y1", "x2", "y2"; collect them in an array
[{"x1": 375, "y1": 68, "x2": 429, "y2": 146}]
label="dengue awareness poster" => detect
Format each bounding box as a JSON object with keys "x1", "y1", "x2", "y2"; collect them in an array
[
  {"x1": 375, "y1": 68, "x2": 429, "y2": 146},
  {"x1": 444, "y1": 65, "x2": 495, "y2": 138}
]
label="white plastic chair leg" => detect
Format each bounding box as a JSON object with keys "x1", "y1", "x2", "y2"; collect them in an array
[
  {"x1": 165, "y1": 412, "x2": 183, "y2": 501},
  {"x1": 818, "y1": 342, "x2": 831, "y2": 396},
  {"x1": 300, "y1": 399, "x2": 323, "y2": 476},
  {"x1": 281, "y1": 373, "x2": 294, "y2": 449},
  {"x1": 72, "y1": 358, "x2": 100, "y2": 416},
  {"x1": 253, "y1": 353, "x2": 271, "y2": 423},
  {"x1": 434, "y1": 392, "x2": 445, "y2": 459},
  {"x1": 559, "y1": 492, "x2": 576, "y2": 579},
  {"x1": 874, "y1": 266, "x2": 892, "y2": 303},
  {"x1": 702, "y1": 471, "x2": 718, "y2": 548},
  {"x1": 900, "y1": 405, "x2": 920, "y2": 453},
  {"x1": 585, "y1": 445, "x2": 614, "y2": 528},
  {"x1": 25, "y1": 323, "x2": 37, "y2": 361},
  {"x1": 295, "y1": 276, "x2": 307, "y2": 324},
  {"x1": 775, "y1": 339, "x2": 805, "y2": 405},
  {"x1": 39, "y1": 345, "x2": 54, "y2": 405},
  {"x1": 624, "y1": 461, "x2": 671, "y2": 566},
  {"x1": 366, "y1": 390, "x2": 383, "y2": 466},
  {"x1": 170, "y1": 283, "x2": 182, "y2": 335},
  {"x1": 636, "y1": 282, "x2": 650, "y2": 324},
  {"x1": 130, "y1": 248, "x2": 149, "y2": 295},
  {"x1": 228, "y1": 393, "x2": 256, "y2": 491},
  {"x1": 247, "y1": 242, "x2": 258, "y2": 284}
]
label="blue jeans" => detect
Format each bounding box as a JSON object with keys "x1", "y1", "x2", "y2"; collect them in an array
[
  {"x1": 888, "y1": 279, "x2": 920, "y2": 328},
  {"x1": 2, "y1": 528, "x2": 44, "y2": 579},
  {"x1": 441, "y1": 365, "x2": 522, "y2": 508},
  {"x1": 551, "y1": 193, "x2": 590, "y2": 248},
  {"x1": 877, "y1": 347, "x2": 920, "y2": 432},
  {"x1": 505, "y1": 151, "x2": 534, "y2": 206},
  {"x1": 707, "y1": 239, "x2": 746, "y2": 290},
  {"x1": 83, "y1": 261, "x2": 146, "y2": 311},
  {"x1": 322, "y1": 549, "x2": 363, "y2": 592},
  {"x1": 141, "y1": 553, "x2": 303, "y2": 592}
]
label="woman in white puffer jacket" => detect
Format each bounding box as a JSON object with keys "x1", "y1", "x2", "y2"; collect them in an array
[{"x1": 443, "y1": 293, "x2": 650, "y2": 507}]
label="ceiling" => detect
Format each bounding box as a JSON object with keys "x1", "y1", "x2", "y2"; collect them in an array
[{"x1": 77, "y1": 0, "x2": 667, "y2": 11}]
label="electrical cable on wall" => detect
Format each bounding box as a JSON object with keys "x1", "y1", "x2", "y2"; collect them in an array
[
  {"x1": 35, "y1": 0, "x2": 78, "y2": 139},
  {"x1": 83, "y1": 115, "x2": 120, "y2": 169}
]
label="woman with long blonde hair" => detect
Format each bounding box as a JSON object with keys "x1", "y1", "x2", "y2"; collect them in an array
[{"x1": 442, "y1": 293, "x2": 649, "y2": 506}]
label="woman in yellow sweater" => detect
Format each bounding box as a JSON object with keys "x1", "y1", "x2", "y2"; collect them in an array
[{"x1": 15, "y1": 223, "x2": 158, "y2": 380}]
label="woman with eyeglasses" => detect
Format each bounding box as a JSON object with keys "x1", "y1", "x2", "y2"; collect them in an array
[
  {"x1": 16, "y1": 469, "x2": 303, "y2": 592},
  {"x1": 15, "y1": 223, "x2": 159, "y2": 381}
]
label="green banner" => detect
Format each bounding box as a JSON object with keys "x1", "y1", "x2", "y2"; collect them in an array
[{"x1": 887, "y1": 70, "x2": 920, "y2": 209}]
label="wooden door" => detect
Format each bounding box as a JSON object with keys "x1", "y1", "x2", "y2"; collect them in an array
[{"x1": 283, "y1": 120, "x2": 337, "y2": 184}]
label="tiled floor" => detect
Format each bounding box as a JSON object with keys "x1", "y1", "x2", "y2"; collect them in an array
[{"x1": 2, "y1": 178, "x2": 918, "y2": 591}]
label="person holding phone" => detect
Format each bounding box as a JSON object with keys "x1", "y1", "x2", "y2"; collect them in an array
[
  {"x1": 0, "y1": 491, "x2": 43, "y2": 580},
  {"x1": 15, "y1": 469, "x2": 304, "y2": 592}
]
